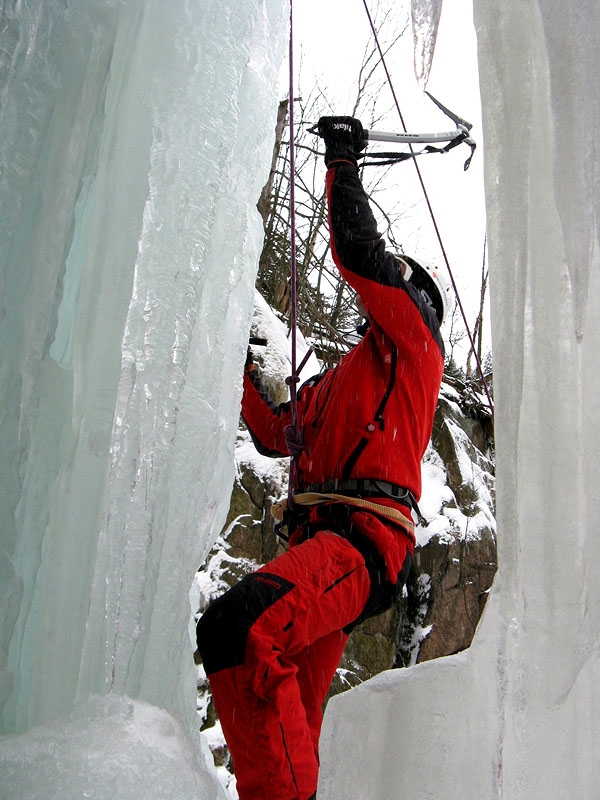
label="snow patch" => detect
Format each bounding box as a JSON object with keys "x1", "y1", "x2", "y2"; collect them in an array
[{"x1": 0, "y1": 696, "x2": 226, "y2": 800}]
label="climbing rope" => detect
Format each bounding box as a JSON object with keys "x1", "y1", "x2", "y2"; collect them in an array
[
  {"x1": 284, "y1": 0, "x2": 302, "y2": 504},
  {"x1": 361, "y1": 0, "x2": 494, "y2": 415}
]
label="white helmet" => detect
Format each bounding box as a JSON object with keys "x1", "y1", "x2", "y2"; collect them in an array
[{"x1": 397, "y1": 255, "x2": 452, "y2": 325}]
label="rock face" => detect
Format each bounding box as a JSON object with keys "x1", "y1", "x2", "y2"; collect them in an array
[
  {"x1": 408, "y1": 377, "x2": 496, "y2": 664},
  {"x1": 223, "y1": 461, "x2": 284, "y2": 567}
]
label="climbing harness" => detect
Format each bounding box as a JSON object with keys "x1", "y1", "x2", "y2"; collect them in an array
[
  {"x1": 272, "y1": 492, "x2": 416, "y2": 539},
  {"x1": 271, "y1": 478, "x2": 428, "y2": 545},
  {"x1": 302, "y1": 478, "x2": 425, "y2": 523}
]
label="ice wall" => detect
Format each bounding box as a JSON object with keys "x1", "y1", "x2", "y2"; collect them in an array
[
  {"x1": 0, "y1": 0, "x2": 285, "y2": 785},
  {"x1": 318, "y1": 2, "x2": 600, "y2": 798}
]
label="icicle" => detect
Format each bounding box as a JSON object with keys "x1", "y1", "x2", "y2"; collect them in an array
[
  {"x1": 411, "y1": 0, "x2": 443, "y2": 88},
  {"x1": 540, "y1": 3, "x2": 599, "y2": 340}
]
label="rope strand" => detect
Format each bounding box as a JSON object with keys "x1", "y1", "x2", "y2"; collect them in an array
[{"x1": 287, "y1": 0, "x2": 301, "y2": 502}]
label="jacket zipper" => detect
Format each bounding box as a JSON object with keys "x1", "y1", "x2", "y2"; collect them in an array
[{"x1": 342, "y1": 344, "x2": 398, "y2": 477}]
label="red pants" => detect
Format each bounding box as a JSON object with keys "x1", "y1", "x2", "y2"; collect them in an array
[{"x1": 196, "y1": 512, "x2": 412, "y2": 800}]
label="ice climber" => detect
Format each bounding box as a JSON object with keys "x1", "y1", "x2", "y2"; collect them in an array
[{"x1": 196, "y1": 116, "x2": 450, "y2": 800}]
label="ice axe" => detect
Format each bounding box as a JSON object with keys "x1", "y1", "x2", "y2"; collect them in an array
[
  {"x1": 311, "y1": 93, "x2": 476, "y2": 170},
  {"x1": 365, "y1": 93, "x2": 475, "y2": 170}
]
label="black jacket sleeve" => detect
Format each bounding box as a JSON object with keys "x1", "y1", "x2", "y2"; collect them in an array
[{"x1": 326, "y1": 161, "x2": 444, "y2": 354}]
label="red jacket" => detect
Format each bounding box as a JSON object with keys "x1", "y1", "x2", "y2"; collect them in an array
[{"x1": 242, "y1": 161, "x2": 444, "y2": 511}]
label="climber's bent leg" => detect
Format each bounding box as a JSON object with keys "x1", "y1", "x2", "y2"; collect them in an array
[
  {"x1": 289, "y1": 628, "x2": 349, "y2": 760},
  {"x1": 196, "y1": 530, "x2": 371, "y2": 800}
]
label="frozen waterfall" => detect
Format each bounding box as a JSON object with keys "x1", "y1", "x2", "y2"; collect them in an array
[
  {"x1": 1, "y1": 0, "x2": 599, "y2": 797},
  {"x1": 318, "y1": 2, "x2": 600, "y2": 798},
  {"x1": 0, "y1": 0, "x2": 285, "y2": 796}
]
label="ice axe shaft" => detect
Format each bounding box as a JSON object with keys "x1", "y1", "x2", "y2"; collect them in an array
[
  {"x1": 366, "y1": 128, "x2": 467, "y2": 145},
  {"x1": 365, "y1": 91, "x2": 473, "y2": 146}
]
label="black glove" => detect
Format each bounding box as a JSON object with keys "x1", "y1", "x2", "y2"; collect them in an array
[{"x1": 317, "y1": 116, "x2": 367, "y2": 166}]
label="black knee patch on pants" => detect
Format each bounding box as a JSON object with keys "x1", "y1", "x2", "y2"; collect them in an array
[{"x1": 196, "y1": 572, "x2": 295, "y2": 675}]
